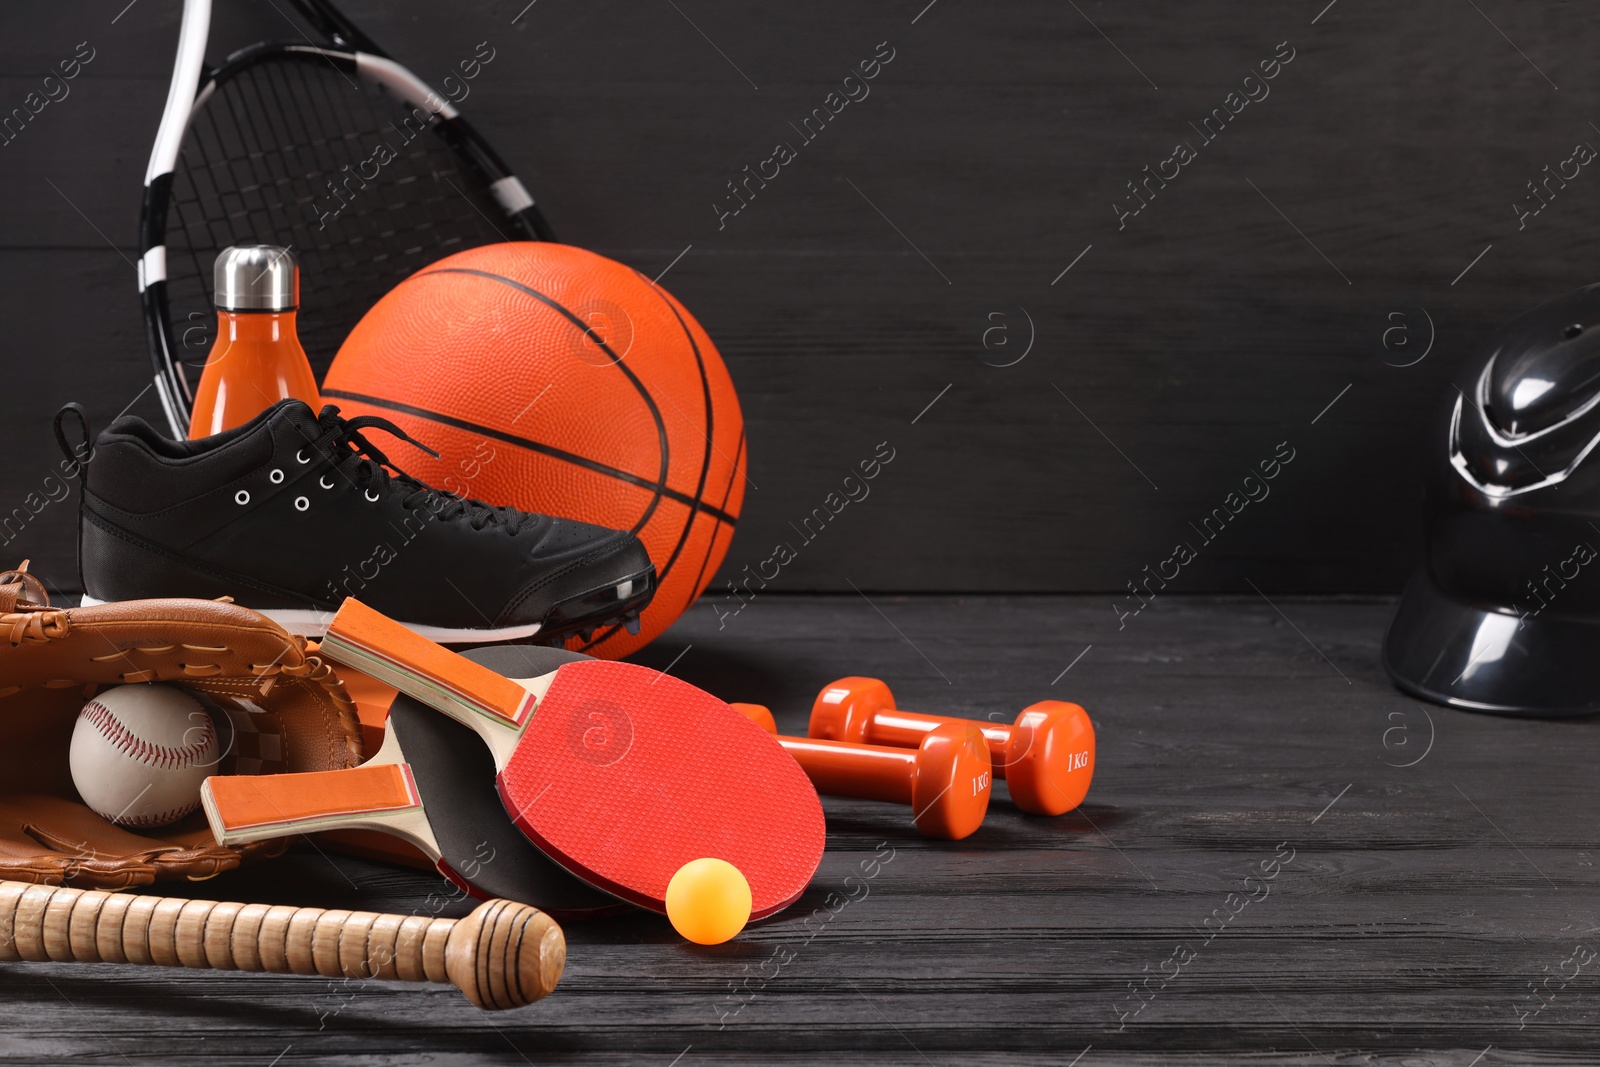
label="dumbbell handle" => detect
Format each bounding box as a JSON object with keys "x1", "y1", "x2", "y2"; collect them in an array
[
  {"x1": 809, "y1": 678, "x2": 1095, "y2": 817},
  {"x1": 0, "y1": 881, "x2": 563, "y2": 1010},
  {"x1": 863, "y1": 711, "x2": 1014, "y2": 770},
  {"x1": 733, "y1": 704, "x2": 991, "y2": 839},
  {"x1": 769, "y1": 736, "x2": 922, "y2": 805},
  {"x1": 733, "y1": 703, "x2": 932, "y2": 803}
]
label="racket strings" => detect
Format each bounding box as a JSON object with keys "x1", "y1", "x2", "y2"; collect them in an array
[{"x1": 162, "y1": 56, "x2": 512, "y2": 380}]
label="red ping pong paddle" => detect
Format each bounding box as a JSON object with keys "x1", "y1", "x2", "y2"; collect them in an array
[
  {"x1": 202, "y1": 645, "x2": 623, "y2": 917},
  {"x1": 317, "y1": 599, "x2": 825, "y2": 918}
]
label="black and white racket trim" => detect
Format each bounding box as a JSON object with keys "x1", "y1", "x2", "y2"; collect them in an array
[{"x1": 138, "y1": 0, "x2": 551, "y2": 437}]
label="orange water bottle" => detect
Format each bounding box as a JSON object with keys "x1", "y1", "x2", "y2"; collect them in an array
[{"x1": 188, "y1": 244, "x2": 321, "y2": 439}]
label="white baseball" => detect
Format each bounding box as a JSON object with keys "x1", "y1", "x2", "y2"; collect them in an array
[{"x1": 70, "y1": 684, "x2": 220, "y2": 829}]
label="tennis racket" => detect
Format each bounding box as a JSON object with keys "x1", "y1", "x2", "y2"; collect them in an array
[{"x1": 138, "y1": 0, "x2": 553, "y2": 438}]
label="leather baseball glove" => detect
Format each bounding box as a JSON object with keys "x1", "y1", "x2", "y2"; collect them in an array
[{"x1": 0, "y1": 562, "x2": 363, "y2": 888}]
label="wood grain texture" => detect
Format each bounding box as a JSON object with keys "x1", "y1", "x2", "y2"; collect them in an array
[
  {"x1": 5, "y1": 2, "x2": 1600, "y2": 593},
  {"x1": 0, "y1": 594, "x2": 1590, "y2": 1061},
  {"x1": 0, "y1": 880, "x2": 562, "y2": 1009}
]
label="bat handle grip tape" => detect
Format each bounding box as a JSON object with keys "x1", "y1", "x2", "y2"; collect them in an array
[{"x1": 0, "y1": 881, "x2": 563, "y2": 1010}]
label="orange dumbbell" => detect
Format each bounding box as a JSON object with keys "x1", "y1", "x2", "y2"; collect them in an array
[
  {"x1": 732, "y1": 703, "x2": 992, "y2": 840},
  {"x1": 806, "y1": 678, "x2": 1095, "y2": 816}
]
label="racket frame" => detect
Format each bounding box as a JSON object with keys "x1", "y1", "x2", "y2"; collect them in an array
[{"x1": 138, "y1": 0, "x2": 552, "y2": 437}]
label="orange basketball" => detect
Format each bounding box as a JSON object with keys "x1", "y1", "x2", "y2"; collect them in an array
[{"x1": 322, "y1": 242, "x2": 746, "y2": 659}]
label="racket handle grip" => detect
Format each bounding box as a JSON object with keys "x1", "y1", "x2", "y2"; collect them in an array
[
  {"x1": 202, "y1": 764, "x2": 423, "y2": 844},
  {"x1": 0, "y1": 881, "x2": 563, "y2": 1010},
  {"x1": 322, "y1": 598, "x2": 535, "y2": 735}
]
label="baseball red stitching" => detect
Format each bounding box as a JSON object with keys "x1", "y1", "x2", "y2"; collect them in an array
[
  {"x1": 80, "y1": 698, "x2": 217, "y2": 772},
  {"x1": 98, "y1": 802, "x2": 201, "y2": 828}
]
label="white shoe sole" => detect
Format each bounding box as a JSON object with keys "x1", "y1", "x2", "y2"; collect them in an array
[{"x1": 77, "y1": 597, "x2": 544, "y2": 645}]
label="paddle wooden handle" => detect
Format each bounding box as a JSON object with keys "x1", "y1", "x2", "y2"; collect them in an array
[
  {"x1": 323, "y1": 597, "x2": 537, "y2": 731},
  {"x1": 0, "y1": 881, "x2": 563, "y2": 1010}
]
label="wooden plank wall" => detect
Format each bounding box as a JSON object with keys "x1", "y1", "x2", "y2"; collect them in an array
[{"x1": 2, "y1": 0, "x2": 1598, "y2": 594}]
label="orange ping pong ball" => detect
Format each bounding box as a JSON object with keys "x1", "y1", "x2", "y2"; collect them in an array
[{"x1": 666, "y1": 858, "x2": 752, "y2": 944}]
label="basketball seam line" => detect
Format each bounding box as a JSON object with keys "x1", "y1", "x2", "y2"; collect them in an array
[
  {"x1": 634, "y1": 276, "x2": 718, "y2": 573},
  {"x1": 319, "y1": 389, "x2": 739, "y2": 528},
  {"x1": 578, "y1": 279, "x2": 724, "y2": 652},
  {"x1": 685, "y1": 428, "x2": 747, "y2": 605},
  {"x1": 408, "y1": 266, "x2": 673, "y2": 539}
]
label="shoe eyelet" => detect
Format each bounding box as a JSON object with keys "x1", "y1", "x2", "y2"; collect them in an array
[
  {"x1": 294, "y1": 496, "x2": 310, "y2": 512},
  {"x1": 365, "y1": 489, "x2": 380, "y2": 503},
  {"x1": 296, "y1": 449, "x2": 311, "y2": 464},
  {"x1": 269, "y1": 468, "x2": 284, "y2": 484},
  {"x1": 234, "y1": 490, "x2": 250, "y2": 506},
  {"x1": 319, "y1": 475, "x2": 334, "y2": 490}
]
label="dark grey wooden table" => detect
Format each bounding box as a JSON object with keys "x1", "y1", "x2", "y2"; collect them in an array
[{"x1": 2, "y1": 594, "x2": 1593, "y2": 1065}]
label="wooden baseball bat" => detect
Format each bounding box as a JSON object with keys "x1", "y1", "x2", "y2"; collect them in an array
[{"x1": 0, "y1": 881, "x2": 563, "y2": 1009}]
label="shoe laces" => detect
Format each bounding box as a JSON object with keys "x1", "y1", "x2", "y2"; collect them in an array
[{"x1": 306, "y1": 406, "x2": 530, "y2": 534}]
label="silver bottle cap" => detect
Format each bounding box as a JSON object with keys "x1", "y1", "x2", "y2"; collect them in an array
[{"x1": 213, "y1": 244, "x2": 298, "y2": 311}]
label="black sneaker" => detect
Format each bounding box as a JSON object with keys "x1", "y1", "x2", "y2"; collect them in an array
[{"x1": 62, "y1": 400, "x2": 655, "y2": 645}]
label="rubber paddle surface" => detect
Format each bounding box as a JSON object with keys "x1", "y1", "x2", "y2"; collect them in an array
[
  {"x1": 497, "y1": 659, "x2": 824, "y2": 917},
  {"x1": 386, "y1": 692, "x2": 620, "y2": 916}
]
